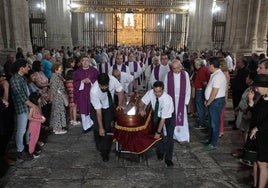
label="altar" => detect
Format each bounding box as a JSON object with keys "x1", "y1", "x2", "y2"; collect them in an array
[{"x1": 113, "y1": 91, "x2": 160, "y2": 154}]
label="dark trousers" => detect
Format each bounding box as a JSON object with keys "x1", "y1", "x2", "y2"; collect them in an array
[
  {"x1": 232, "y1": 92, "x2": 243, "y2": 112},
  {"x1": 0, "y1": 106, "x2": 14, "y2": 157},
  {"x1": 154, "y1": 113, "x2": 175, "y2": 161},
  {"x1": 90, "y1": 104, "x2": 114, "y2": 156}
]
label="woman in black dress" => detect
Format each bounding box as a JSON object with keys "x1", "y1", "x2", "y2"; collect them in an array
[{"x1": 249, "y1": 74, "x2": 268, "y2": 188}]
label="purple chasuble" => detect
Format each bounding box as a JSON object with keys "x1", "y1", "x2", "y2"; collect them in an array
[
  {"x1": 73, "y1": 67, "x2": 99, "y2": 114},
  {"x1": 167, "y1": 70, "x2": 186, "y2": 126}
]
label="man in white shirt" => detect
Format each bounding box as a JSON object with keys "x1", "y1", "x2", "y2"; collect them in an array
[
  {"x1": 112, "y1": 69, "x2": 136, "y2": 94},
  {"x1": 139, "y1": 81, "x2": 174, "y2": 167},
  {"x1": 222, "y1": 52, "x2": 233, "y2": 72},
  {"x1": 204, "y1": 57, "x2": 227, "y2": 151},
  {"x1": 90, "y1": 73, "x2": 124, "y2": 162}
]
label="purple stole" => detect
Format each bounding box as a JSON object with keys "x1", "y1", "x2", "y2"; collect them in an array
[
  {"x1": 150, "y1": 64, "x2": 155, "y2": 72},
  {"x1": 125, "y1": 61, "x2": 138, "y2": 72},
  {"x1": 167, "y1": 70, "x2": 186, "y2": 126},
  {"x1": 113, "y1": 64, "x2": 126, "y2": 72},
  {"x1": 148, "y1": 57, "x2": 152, "y2": 66},
  {"x1": 98, "y1": 62, "x2": 109, "y2": 74},
  {"x1": 139, "y1": 61, "x2": 144, "y2": 68},
  {"x1": 153, "y1": 64, "x2": 171, "y2": 81},
  {"x1": 123, "y1": 56, "x2": 127, "y2": 63},
  {"x1": 153, "y1": 65, "x2": 160, "y2": 81},
  {"x1": 109, "y1": 56, "x2": 115, "y2": 66}
]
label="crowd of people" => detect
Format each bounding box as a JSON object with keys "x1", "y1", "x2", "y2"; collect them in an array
[{"x1": 0, "y1": 45, "x2": 268, "y2": 187}]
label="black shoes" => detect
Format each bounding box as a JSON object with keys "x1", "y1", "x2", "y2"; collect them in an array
[
  {"x1": 82, "y1": 126, "x2": 93, "y2": 134},
  {"x1": 229, "y1": 120, "x2": 238, "y2": 130},
  {"x1": 157, "y1": 153, "x2": 174, "y2": 166},
  {"x1": 165, "y1": 159, "x2": 174, "y2": 167},
  {"x1": 101, "y1": 153, "x2": 109, "y2": 162},
  {"x1": 157, "y1": 153, "x2": 164, "y2": 161},
  {"x1": 17, "y1": 151, "x2": 33, "y2": 161}
]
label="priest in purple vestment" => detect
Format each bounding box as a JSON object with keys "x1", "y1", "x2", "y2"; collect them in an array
[
  {"x1": 164, "y1": 59, "x2": 191, "y2": 143},
  {"x1": 73, "y1": 55, "x2": 99, "y2": 133}
]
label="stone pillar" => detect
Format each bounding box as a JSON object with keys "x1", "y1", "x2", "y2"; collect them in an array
[
  {"x1": 188, "y1": 0, "x2": 214, "y2": 51},
  {"x1": 0, "y1": 17, "x2": 3, "y2": 49},
  {"x1": 0, "y1": 0, "x2": 32, "y2": 52},
  {"x1": 71, "y1": 13, "x2": 84, "y2": 47},
  {"x1": 224, "y1": 0, "x2": 240, "y2": 52},
  {"x1": 250, "y1": 0, "x2": 261, "y2": 51},
  {"x1": 0, "y1": 0, "x2": 31, "y2": 63},
  {"x1": 225, "y1": 0, "x2": 268, "y2": 55},
  {"x1": 260, "y1": 0, "x2": 268, "y2": 53},
  {"x1": 45, "y1": 0, "x2": 73, "y2": 49}
]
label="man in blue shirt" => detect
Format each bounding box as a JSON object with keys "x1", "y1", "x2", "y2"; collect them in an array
[{"x1": 41, "y1": 50, "x2": 52, "y2": 79}]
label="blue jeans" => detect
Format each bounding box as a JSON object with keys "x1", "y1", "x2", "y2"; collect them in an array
[
  {"x1": 195, "y1": 89, "x2": 205, "y2": 127},
  {"x1": 16, "y1": 113, "x2": 29, "y2": 152},
  {"x1": 208, "y1": 97, "x2": 225, "y2": 147}
]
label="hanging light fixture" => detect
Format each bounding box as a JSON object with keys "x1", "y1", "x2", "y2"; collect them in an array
[{"x1": 125, "y1": 8, "x2": 134, "y2": 14}]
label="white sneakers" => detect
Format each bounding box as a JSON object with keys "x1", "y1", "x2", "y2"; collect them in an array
[
  {"x1": 54, "y1": 129, "x2": 67, "y2": 135},
  {"x1": 70, "y1": 120, "x2": 81, "y2": 126}
]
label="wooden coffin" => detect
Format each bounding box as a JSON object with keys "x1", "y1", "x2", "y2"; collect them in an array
[{"x1": 116, "y1": 91, "x2": 151, "y2": 128}]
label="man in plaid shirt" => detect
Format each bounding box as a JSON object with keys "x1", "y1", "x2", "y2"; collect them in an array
[{"x1": 10, "y1": 59, "x2": 39, "y2": 160}]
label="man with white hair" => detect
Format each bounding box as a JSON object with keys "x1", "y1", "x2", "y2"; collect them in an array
[{"x1": 164, "y1": 59, "x2": 191, "y2": 143}]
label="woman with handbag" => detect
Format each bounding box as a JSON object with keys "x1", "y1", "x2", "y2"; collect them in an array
[
  {"x1": 248, "y1": 73, "x2": 268, "y2": 188},
  {"x1": 49, "y1": 63, "x2": 68, "y2": 135}
]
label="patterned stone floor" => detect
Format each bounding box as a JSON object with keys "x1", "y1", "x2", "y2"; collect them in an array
[{"x1": 0, "y1": 99, "x2": 253, "y2": 188}]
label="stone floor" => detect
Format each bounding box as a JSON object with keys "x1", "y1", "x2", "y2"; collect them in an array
[{"x1": 0, "y1": 99, "x2": 253, "y2": 188}]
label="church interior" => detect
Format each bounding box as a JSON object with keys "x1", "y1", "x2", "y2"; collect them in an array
[
  {"x1": 0, "y1": 0, "x2": 268, "y2": 187},
  {"x1": 0, "y1": 0, "x2": 267, "y2": 59}
]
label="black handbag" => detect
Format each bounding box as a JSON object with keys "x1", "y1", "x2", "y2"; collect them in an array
[{"x1": 242, "y1": 138, "x2": 257, "y2": 162}]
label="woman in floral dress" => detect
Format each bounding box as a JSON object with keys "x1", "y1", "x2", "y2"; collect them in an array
[{"x1": 49, "y1": 63, "x2": 68, "y2": 134}]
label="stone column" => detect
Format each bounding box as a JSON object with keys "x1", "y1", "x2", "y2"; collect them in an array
[
  {"x1": 225, "y1": 0, "x2": 267, "y2": 55},
  {"x1": 188, "y1": 0, "x2": 214, "y2": 51},
  {"x1": 0, "y1": 19, "x2": 3, "y2": 49},
  {"x1": 261, "y1": 0, "x2": 268, "y2": 53},
  {"x1": 0, "y1": 0, "x2": 31, "y2": 63},
  {"x1": 250, "y1": 0, "x2": 261, "y2": 51},
  {"x1": 0, "y1": 0, "x2": 31, "y2": 51},
  {"x1": 45, "y1": 0, "x2": 73, "y2": 49},
  {"x1": 224, "y1": 0, "x2": 240, "y2": 51},
  {"x1": 71, "y1": 13, "x2": 84, "y2": 47}
]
